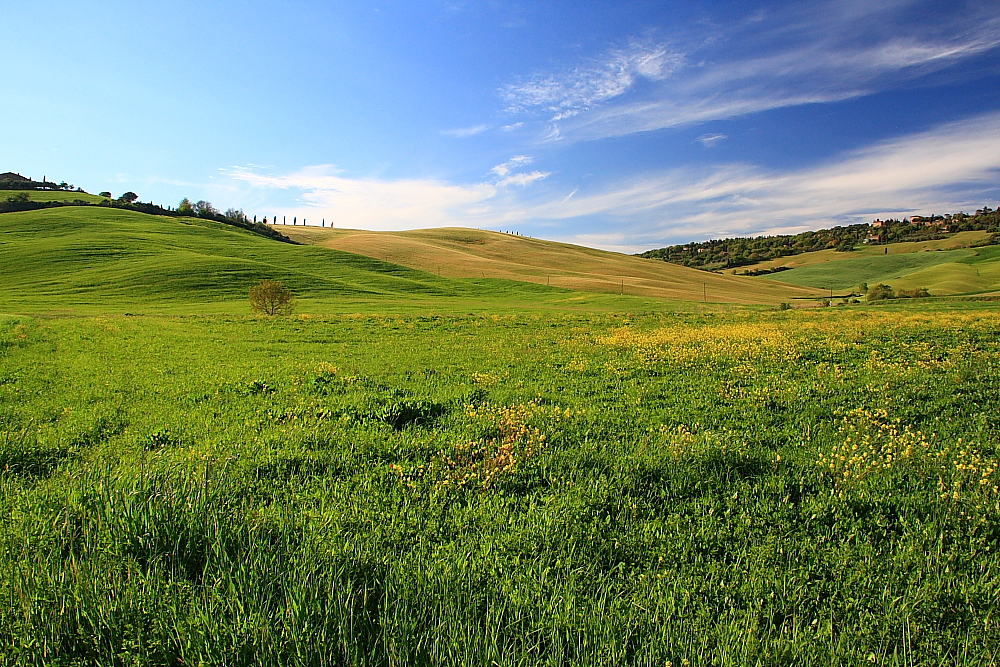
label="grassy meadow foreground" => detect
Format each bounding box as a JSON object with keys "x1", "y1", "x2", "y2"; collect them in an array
[{"x1": 2, "y1": 305, "x2": 999, "y2": 665}]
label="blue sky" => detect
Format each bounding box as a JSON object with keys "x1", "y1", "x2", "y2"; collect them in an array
[{"x1": 3, "y1": 0, "x2": 999, "y2": 251}]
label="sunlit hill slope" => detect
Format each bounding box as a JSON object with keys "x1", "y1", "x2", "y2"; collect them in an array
[
  {"x1": 283, "y1": 225, "x2": 818, "y2": 304},
  {"x1": 0, "y1": 208, "x2": 581, "y2": 313},
  {"x1": 732, "y1": 231, "x2": 1000, "y2": 296}
]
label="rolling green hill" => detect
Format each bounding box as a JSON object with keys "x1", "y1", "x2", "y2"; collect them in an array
[
  {"x1": 760, "y1": 242, "x2": 1000, "y2": 295},
  {"x1": 0, "y1": 207, "x2": 819, "y2": 314},
  {"x1": 724, "y1": 231, "x2": 991, "y2": 274},
  {"x1": 2, "y1": 207, "x2": 633, "y2": 314},
  {"x1": 890, "y1": 244, "x2": 1000, "y2": 294},
  {"x1": 760, "y1": 248, "x2": 976, "y2": 290}
]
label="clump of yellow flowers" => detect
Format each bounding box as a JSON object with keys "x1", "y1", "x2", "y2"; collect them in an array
[
  {"x1": 819, "y1": 408, "x2": 928, "y2": 482},
  {"x1": 819, "y1": 408, "x2": 998, "y2": 503},
  {"x1": 392, "y1": 401, "x2": 582, "y2": 491}
]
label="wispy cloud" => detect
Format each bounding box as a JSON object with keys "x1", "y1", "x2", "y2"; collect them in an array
[
  {"x1": 229, "y1": 165, "x2": 497, "y2": 231},
  {"x1": 441, "y1": 124, "x2": 491, "y2": 138},
  {"x1": 501, "y1": 40, "x2": 684, "y2": 121},
  {"x1": 501, "y1": 1, "x2": 1000, "y2": 143},
  {"x1": 698, "y1": 133, "x2": 727, "y2": 147},
  {"x1": 496, "y1": 170, "x2": 550, "y2": 188},
  {"x1": 511, "y1": 112, "x2": 1000, "y2": 249},
  {"x1": 489, "y1": 155, "x2": 550, "y2": 187},
  {"x1": 490, "y1": 155, "x2": 533, "y2": 177}
]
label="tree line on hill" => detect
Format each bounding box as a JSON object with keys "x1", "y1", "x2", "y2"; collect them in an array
[
  {"x1": 639, "y1": 207, "x2": 1000, "y2": 270},
  {"x1": 0, "y1": 190, "x2": 295, "y2": 245}
]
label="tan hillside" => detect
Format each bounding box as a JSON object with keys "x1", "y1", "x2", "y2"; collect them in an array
[{"x1": 281, "y1": 225, "x2": 819, "y2": 304}]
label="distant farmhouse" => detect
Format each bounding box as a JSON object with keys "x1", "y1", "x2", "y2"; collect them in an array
[{"x1": 0, "y1": 172, "x2": 31, "y2": 182}]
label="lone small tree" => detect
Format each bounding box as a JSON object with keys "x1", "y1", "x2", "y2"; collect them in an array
[{"x1": 249, "y1": 280, "x2": 294, "y2": 315}]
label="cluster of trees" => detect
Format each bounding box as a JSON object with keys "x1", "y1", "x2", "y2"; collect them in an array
[
  {"x1": 170, "y1": 198, "x2": 293, "y2": 243},
  {"x1": 110, "y1": 197, "x2": 296, "y2": 244},
  {"x1": 640, "y1": 207, "x2": 1000, "y2": 270},
  {"x1": 741, "y1": 266, "x2": 792, "y2": 277},
  {"x1": 864, "y1": 283, "x2": 931, "y2": 302},
  {"x1": 639, "y1": 223, "x2": 873, "y2": 269}
]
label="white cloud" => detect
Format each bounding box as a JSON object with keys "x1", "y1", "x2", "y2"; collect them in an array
[
  {"x1": 501, "y1": 40, "x2": 684, "y2": 121},
  {"x1": 496, "y1": 170, "x2": 550, "y2": 188},
  {"x1": 698, "y1": 133, "x2": 727, "y2": 147},
  {"x1": 490, "y1": 155, "x2": 533, "y2": 178},
  {"x1": 229, "y1": 165, "x2": 497, "y2": 231},
  {"x1": 513, "y1": 112, "x2": 1000, "y2": 249},
  {"x1": 501, "y1": 122, "x2": 524, "y2": 131},
  {"x1": 488, "y1": 156, "x2": 550, "y2": 188},
  {"x1": 501, "y1": 1, "x2": 1000, "y2": 143},
  {"x1": 441, "y1": 124, "x2": 491, "y2": 138}
]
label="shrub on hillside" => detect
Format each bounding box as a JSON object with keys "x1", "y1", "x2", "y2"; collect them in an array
[
  {"x1": 866, "y1": 284, "x2": 895, "y2": 301},
  {"x1": 249, "y1": 280, "x2": 294, "y2": 316}
]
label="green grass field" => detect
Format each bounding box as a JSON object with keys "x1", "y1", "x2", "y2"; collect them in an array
[
  {"x1": 2, "y1": 205, "x2": 999, "y2": 665},
  {"x1": 2, "y1": 308, "x2": 999, "y2": 665},
  {"x1": 887, "y1": 245, "x2": 1000, "y2": 295},
  {"x1": 761, "y1": 248, "x2": 977, "y2": 290},
  {"x1": 752, "y1": 233, "x2": 1000, "y2": 296},
  {"x1": 0, "y1": 189, "x2": 109, "y2": 204}
]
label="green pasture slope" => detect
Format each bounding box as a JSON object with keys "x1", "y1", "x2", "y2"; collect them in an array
[
  {"x1": 0, "y1": 189, "x2": 109, "y2": 204},
  {"x1": 892, "y1": 245, "x2": 1000, "y2": 295},
  {"x1": 762, "y1": 245, "x2": 1000, "y2": 295},
  {"x1": 0, "y1": 207, "x2": 658, "y2": 314},
  {"x1": 1, "y1": 205, "x2": 999, "y2": 665}
]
